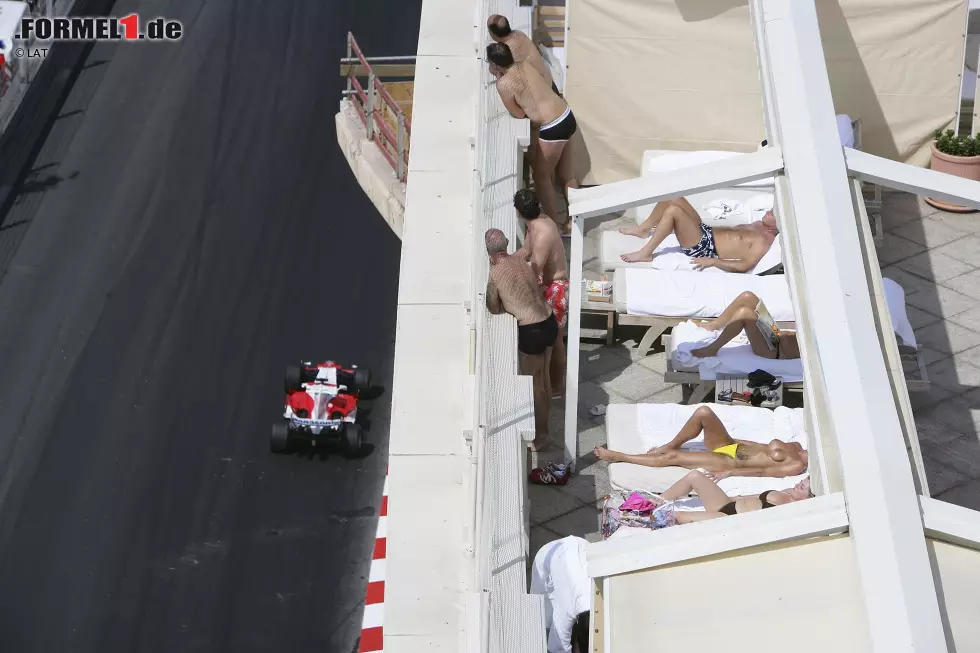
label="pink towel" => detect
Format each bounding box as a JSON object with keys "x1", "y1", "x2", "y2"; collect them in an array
[{"x1": 619, "y1": 491, "x2": 656, "y2": 513}]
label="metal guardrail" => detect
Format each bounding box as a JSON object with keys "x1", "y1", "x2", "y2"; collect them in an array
[{"x1": 343, "y1": 33, "x2": 413, "y2": 182}]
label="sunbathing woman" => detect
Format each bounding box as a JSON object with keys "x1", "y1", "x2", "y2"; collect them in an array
[
  {"x1": 594, "y1": 405, "x2": 808, "y2": 478},
  {"x1": 659, "y1": 470, "x2": 813, "y2": 524},
  {"x1": 690, "y1": 290, "x2": 800, "y2": 360}
]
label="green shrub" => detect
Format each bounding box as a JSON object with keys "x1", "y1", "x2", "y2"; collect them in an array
[{"x1": 934, "y1": 129, "x2": 980, "y2": 157}]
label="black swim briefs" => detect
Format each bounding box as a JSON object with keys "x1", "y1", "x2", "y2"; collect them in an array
[
  {"x1": 518, "y1": 313, "x2": 559, "y2": 355},
  {"x1": 539, "y1": 107, "x2": 577, "y2": 142}
]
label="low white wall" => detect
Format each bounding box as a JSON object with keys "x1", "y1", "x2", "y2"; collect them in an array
[
  {"x1": 382, "y1": 0, "x2": 477, "y2": 650},
  {"x1": 606, "y1": 536, "x2": 872, "y2": 652},
  {"x1": 335, "y1": 100, "x2": 406, "y2": 238},
  {"x1": 928, "y1": 539, "x2": 980, "y2": 650},
  {"x1": 385, "y1": 0, "x2": 546, "y2": 649}
]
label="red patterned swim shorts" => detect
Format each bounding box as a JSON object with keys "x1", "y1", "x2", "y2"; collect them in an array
[{"x1": 543, "y1": 279, "x2": 570, "y2": 328}]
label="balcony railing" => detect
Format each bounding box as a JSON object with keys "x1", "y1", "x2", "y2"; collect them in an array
[{"x1": 342, "y1": 33, "x2": 413, "y2": 183}]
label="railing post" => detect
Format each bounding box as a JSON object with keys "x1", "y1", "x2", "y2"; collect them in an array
[
  {"x1": 473, "y1": 424, "x2": 488, "y2": 586},
  {"x1": 397, "y1": 113, "x2": 406, "y2": 181},
  {"x1": 346, "y1": 33, "x2": 353, "y2": 97},
  {"x1": 366, "y1": 72, "x2": 376, "y2": 140}
]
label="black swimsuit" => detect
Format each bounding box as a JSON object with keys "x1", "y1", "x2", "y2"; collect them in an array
[
  {"x1": 539, "y1": 107, "x2": 577, "y2": 142},
  {"x1": 518, "y1": 313, "x2": 558, "y2": 355},
  {"x1": 719, "y1": 490, "x2": 778, "y2": 516}
]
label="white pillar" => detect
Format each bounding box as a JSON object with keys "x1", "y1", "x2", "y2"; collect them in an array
[
  {"x1": 754, "y1": 1, "x2": 948, "y2": 650},
  {"x1": 564, "y1": 216, "x2": 583, "y2": 470}
]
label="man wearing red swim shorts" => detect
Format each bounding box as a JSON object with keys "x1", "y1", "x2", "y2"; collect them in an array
[{"x1": 514, "y1": 188, "x2": 567, "y2": 397}]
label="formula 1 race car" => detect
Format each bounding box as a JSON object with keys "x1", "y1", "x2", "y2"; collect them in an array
[{"x1": 272, "y1": 360, "x2": 372, "y2": 455}]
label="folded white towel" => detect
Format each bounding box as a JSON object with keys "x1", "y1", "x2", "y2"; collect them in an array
[
  {"x1": 673, "y1": 322, "x2": 727, "y2": 370},
  {"x1": 701, "y1": 200, "x2": 746, "y2": 222},
  {"x1": 698, "y1": 193, "x2": 775, "y2": 226}
]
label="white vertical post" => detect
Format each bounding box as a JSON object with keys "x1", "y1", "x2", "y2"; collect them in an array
[
  {"x1": 474, "y1": 424, "x2": 488, "y2": 587},
  {"x1": 346, "y1": 33, "x2": 353, "y2": 97},
  {"x1": 748, "y1": 0, "x2": 779, "y2": 147},
  {"x1": 560, "y1": 0, "x2": 571, "y2": 92},
  {"x1": 564, "y1": 216, "x2": 583, "y2": 470},
  {"x1": 366, "y1": 72, "x2": 376, "y2": 140},
  {"x1": 753, "y1": 1, "x2": 949, "y2": 650},
  {"x1": 973, "y1": 41, "x2": 980, "y2": 137},
  {"x1": 480, "y1": 588, "x2": 491, "y2": 653},
  {"x1": 954, "y1": 3, "x2": 971, "y2": 137},
  {"x1": 397, "y1": 113, "x2": 407, "y2": 180}
]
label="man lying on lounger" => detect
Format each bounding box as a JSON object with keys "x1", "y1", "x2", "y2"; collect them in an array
[
  {"x1": 690, "y1": 291, "x2": 800, "y2": 360},
  {"x1": 594, "y1": 405, "x2": 808, "y2": 479},
  {"x1": 619, "y1": 197, "x2": 779, "y2": 271}
]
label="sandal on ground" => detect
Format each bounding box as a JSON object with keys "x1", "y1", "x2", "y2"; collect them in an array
[{"x1": 529, "y1": 462, "x2": 571, "y2": 486}]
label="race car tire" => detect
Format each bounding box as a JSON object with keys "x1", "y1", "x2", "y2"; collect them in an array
[
  {"x1": 354, "y1": 367, "x2": 371, "y2": 391},
  {"x1": 271, "y1": 423, "x2": 291, "y2": 453},
  {"x1": 344, "y1": 422, "x2": 362, "y2": 454},
  {"x1": 285, "y1": 364, "x2": 303, "y2": 393}
]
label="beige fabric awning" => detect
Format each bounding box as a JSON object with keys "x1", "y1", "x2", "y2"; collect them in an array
[{"x1": 565, "y1": 0, "x2": 969, "y2": 184}]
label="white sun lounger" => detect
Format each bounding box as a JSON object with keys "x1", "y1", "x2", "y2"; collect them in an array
[
  {"x1": 599, "y1": 194, "x2": 877, "y2": 271},
  {"x1": 596, "y1": 128, "x2": 881, "y2": 271},
  {"x1": 612, "y1": 268, "x2": 796, "y2": 357},
  {"x1": 660, "y1": 277, "x2": 929, "y2": 400},
  {"x1": 605, "y1": 402, "x2": 809, "y2": 494}
]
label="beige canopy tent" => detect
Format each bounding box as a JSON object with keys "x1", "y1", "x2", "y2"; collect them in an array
[{"x1": 564, "y1": 0, "x2": 969, "y2": 183}]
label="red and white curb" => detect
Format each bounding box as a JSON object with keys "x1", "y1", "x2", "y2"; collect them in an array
[{"x1": 360, "y1": 470, "x2": 388, "y2": 652}]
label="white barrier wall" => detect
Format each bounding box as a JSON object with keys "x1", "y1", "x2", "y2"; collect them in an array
[
  {"x1": 603, "y1": 536, "x2": 872, "y2": 652},
  {"x1": 928, "y1": 539, "x2": 980, "y2": 650}
]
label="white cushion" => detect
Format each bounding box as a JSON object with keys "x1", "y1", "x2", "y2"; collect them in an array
[{"x1": 615, "y1": 268, "x2": 794, "y2": 321}]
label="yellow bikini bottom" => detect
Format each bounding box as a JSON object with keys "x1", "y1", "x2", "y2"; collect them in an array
[{"x1": 713, "y1": 443, "x2": 739, "y2": 459}]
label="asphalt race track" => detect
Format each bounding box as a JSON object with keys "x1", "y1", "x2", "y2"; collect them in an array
[{"x1": 0, "y1": 1, "x2": 418, "y2": 650}]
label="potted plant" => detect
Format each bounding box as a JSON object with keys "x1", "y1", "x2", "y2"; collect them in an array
[{"x1": 926, "y1": 129, "x2": 980, "y2": 212}]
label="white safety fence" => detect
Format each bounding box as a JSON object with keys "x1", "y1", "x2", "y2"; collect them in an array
[{"x1": 466, "y1": 1, "x2": 546, "y2": 653}]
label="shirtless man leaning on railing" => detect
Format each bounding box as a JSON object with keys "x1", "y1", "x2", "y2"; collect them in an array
[
  {"x1": 485, "y1": 228, "x2": 558, "y2": 452},
  {"x1": 488, "y1": 42, "x2": 579, "y2": 235},
  {"x1": 486, "y1": 14, "x2": 557, "y2": 94},
  {"x1": 514, "y1": 189, "x2": 567, "y2": 398}
]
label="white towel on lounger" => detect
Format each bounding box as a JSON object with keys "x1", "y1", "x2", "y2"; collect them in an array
[
  {"x1": 672, "y1": 320, "x2": 805, "y2": 382},
  {"x1": 701, "y1": 200, "x2": 748, "y2": 222},
  {"x1": 673, "y1": 323, "x2": 726, "y2": 370},
  {"x1": 699, "y1": 196, "x2": 771, "y2": 223}
]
